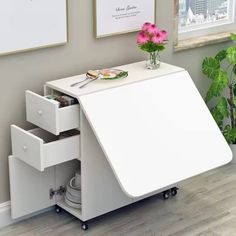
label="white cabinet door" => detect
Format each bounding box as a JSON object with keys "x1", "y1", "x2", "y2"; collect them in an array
[{"x1": 9, "y1": 156, "x2": 55, "y2": 219}]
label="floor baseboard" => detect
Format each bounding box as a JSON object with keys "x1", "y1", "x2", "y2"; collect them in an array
[
  {"x1": 0, "y1": 201, "x2": 14, "y2": 228},
  {"x1": 0, "y1": 201, "x2": 53, "y2": 229}
]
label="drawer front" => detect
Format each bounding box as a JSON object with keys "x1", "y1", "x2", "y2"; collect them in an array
[
  {"x1": 11, "y1": 125, "x2": 44, "y2": 171},
  {"x1": 44, "y1": 135, "x2": 80, "y2": 169},
  {"x1": 26, "y1": 90, "x2": 80, "y2": 135},
  {"x1": 11, "y1": 125, "x2": 80, "y2": 171},
  {"x1": 26, "y1": 90, "x2": 59, "y2": 135},
  {"x1": 58, "y1": 105, "x2": 80, "y2": 134}
]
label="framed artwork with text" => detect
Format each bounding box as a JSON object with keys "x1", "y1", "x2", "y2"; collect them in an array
[{"x1": 95, "y1": 0, "x2": 156, "y2": 38}]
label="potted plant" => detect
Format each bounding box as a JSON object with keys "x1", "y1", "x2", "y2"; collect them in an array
[
  {"x1": 137, "y1": 22, "x2": 168, "y2": 70},
  {"x1": 202, "y1": 33, "x2": 236, "y2": 162}
]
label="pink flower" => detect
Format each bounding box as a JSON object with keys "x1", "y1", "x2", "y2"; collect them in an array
[
  {"x1": 137, "y1": 32, "x2": 150, "y2": 44},
  {"x1": 146, "y1": 24, "x2": 159, "y2": 35},
  {"x1": 151, "y1": 32, "x2": 164, "y2": 44},
  {"x1": 160, "y1": 30, "x2": 168, "y2": 41},
  {"x1": 142, "y1": 22, "x2": 152, "y2": 32}
]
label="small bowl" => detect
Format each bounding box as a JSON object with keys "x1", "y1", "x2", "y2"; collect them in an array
[{"x1": 66, "y1": 177, "x2": 81, "y2": 197}]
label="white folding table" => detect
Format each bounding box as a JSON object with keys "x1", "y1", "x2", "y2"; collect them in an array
[{"x1": 9, "y1": 61, "x2": 232, "y2": 230}]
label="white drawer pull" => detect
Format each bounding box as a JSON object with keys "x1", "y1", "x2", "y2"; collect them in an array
[
  {"x1": 22, "y1": 146, "x2": 28, "y2": 152},
  {"x1": 37, "y1": 110, "x2": 43, "y2": 116}
]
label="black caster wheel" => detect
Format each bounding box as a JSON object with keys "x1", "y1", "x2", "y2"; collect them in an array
[
  {"x1": 81, "y1": 222, "x2": 88, "y2": 231},
  {"x1": 55, "y1": 206, "x2": 61, "y2": 213},
  {"x1": 171, "y1": 187, "x2": 178, "y2": 197},
  {"x1": 163, "y1": 190, "x2": 170, "y2": 200}
]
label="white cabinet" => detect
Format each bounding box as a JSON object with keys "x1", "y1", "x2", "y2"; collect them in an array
[
  {"x1": 9, "y1": 156, "x2": 80, "y2": 219},
  {"x1": 26, "y1": 91, "x2": 80, "y2": 135},
  {"x1": 8, "y1": 61, "x2": 232, "y2": 230},
  {"x1": 9, "y1": 156, "x2": 55, "y2": 219}
]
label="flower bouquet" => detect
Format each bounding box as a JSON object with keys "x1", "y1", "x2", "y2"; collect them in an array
[{"x1": 137, "y1": 22, "x2": 168, "y2": 70}]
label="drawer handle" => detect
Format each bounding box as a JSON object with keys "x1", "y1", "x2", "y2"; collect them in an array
[
  {"x1": 22, "y1": 146, "x2": 28, "y2": 152},
  {"x1": 37, "y1": 110, "x2": 43, "y2": 116}
]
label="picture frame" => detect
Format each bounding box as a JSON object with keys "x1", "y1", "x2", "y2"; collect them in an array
[
  {"x1": 94, "y1": 0, "x2": 156, "y2": 38},
  {"x1": 0, "y1": 0, "x2": 68, "y2": 56}
]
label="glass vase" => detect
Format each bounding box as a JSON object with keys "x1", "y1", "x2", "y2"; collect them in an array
[{"x1": 146, "y1": 51, "x2": 160, "y2": 70}]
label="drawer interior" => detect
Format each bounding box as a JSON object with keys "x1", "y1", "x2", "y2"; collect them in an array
[
  {"x1": 29, "y1": 128, "x2": 80, "y2": 144},
  {"x1": 26, "y1": 90, "x2": 80, "y2": 135},
  {"x1": 12, "y1": 124, "x2": 80, "y2": 172},
  {"x1": 44, "y1": 88, "x2": 79, "y2": 108}
]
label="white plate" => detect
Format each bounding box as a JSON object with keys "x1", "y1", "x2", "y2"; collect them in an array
[
  {"x1": 65, "y1": 196, "x2": 81, "y2": 209},
  {"x1": 65, "y1": 190, "x2": 81, "y2": 204}
]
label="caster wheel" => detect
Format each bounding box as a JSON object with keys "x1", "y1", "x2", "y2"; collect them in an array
[
  {"x1": 163, "y1": 190, "x2": 170, "y2": 200},
  {"x1": 171, "y1": 187, "x2": 178, "y2": 197},
  {"x1": 55, "y1": 206, "x2": 61, "y2": 213},
  {"x1": 81, "y1": 222, "x2": 88, "y2": 231}
]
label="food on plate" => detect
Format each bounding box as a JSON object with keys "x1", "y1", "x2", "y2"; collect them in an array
[{"x1": 86, "y1": 69, "x2": 128, "y2": 80}]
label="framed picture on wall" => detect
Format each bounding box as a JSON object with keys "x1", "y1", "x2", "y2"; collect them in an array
[
  {"x1": 94, "y1": 0, "x2": 156, "y2": 38},
  {"x1": 0, "y1": 0, "x2": 68, "y2": 56}
]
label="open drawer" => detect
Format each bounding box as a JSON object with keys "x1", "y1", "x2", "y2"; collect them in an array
[
  {"x1": 11, "y1": 125, "x2": 80, "y2": 172},
  {"x1": 26, "y1": 90, "x2": 80, "y2": 135}
]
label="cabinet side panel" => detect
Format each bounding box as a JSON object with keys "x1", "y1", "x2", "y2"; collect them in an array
[
  {"x1": 9, "y1": 156, "x2": 55, "y2": 219},
  {"x1": 81, "y1": 113, "x2": 132, "y2": 221}
]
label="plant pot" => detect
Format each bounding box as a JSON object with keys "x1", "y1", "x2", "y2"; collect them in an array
[{"x1": 230, "y1": 144, "x2": 236, "y2": 163}]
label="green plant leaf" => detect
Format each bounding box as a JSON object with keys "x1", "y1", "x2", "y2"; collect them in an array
[
  {"x1": 206, "y1": 70, "x2": 228, "y2": 103},
  {"x1": 216, "y1": 97, "x2": 229, "y2": 118},
  {"x1": 202, "y1": 57, "x2": 220, "y2": 80},
  {"x1": 223, "y1": 125, "x2": 236, "y2": 144},
  {"x1": 139, "y1": 42, "x2": 165, "y2": 53},
  {"x1": 226, "y1": 46, "x2": 236, "y2": 64},
  {"x1": 210, "y1": 106, "x2": 223, "y2": 129},
  {"x1": 215, "y1": 50, "x2": 227, "y2": 62},
  {"x1": 232, "y1": 64, "x2": 236, "y2": 76},
  {"x1": 231, "y1": 33, "x2": 236, "y2": 43},
  {"x1": 234, "y1": 96, "x2": 236, "y2": 106},
  {"x1": 210, "y1": 97, "x2": 229, "y2": 130},
  {"x1": 233, "y1": 84, "x2": 236, "y2": 97}
]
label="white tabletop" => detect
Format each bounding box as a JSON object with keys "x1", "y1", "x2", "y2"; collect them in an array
[
  {"x1": 79, "y1": 71, "x2": 232, "y2": 197},
  {"x1": 46, "y1": 62, "x2": 232, "y2": 197},
  {"x1": 46, "y1": 61, "x2": 184, "y2": 98}
]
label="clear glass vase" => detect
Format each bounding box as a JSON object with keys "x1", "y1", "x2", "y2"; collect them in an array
[{"x1": 146, "y1": 51, "x2": 160, "y2": 70}]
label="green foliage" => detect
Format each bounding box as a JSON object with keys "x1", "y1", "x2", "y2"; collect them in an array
[
  {"x1": 205, "y1": 70, "x2": 228, "y2": 103},
  {"x1": 139, "y1": 42, "x2": 165, "y2": 53},
  {"x1": 202, "y1": 35, "x2": 236, "y2": 144},
  {"x1": 210, "y1": 97, "x2": 229, "y2": 129},
  {"x1": 215, "y1": 97, "x2": 229, "y2": 118},
  {"x1": 226, "y1": 47, "x2": 236, "y2": 64},
  {"x1": 215, "y1": 50, "x2": 227, "y2": 62},
  {"x1": 233, "y1": 84, "x2": 236, "y2": 96},
  {"x1": 223, "y1": 125, "x2": 236, "y2": 144},
  {"x1": 230, "y1": 33, "x2": 236, "y2": 43},
  {"x1": 202, "y1": 57, "x2": 220, "y2": 80},
  {"x1": 233, "y1": 64, "x2": 236, "y2": 76}
]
